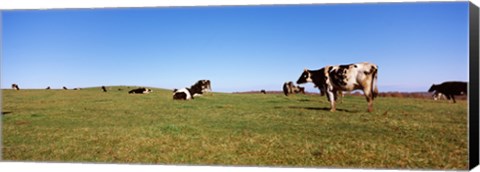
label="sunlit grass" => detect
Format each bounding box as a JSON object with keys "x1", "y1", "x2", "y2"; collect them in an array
[{"x1": 2, "y1": 87, "x2": 468, "y2": 169}]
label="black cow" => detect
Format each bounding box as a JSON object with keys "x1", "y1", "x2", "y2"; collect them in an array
[
  {"x1": 102, "y1": 86, "x2": 107, "y2": 92},
  {"x1": 261, "y1": 89, "x2": 267, "y2": 94},
  {"x1": 128, "y1": 87, "x2": 152, "y2": 94},
  {"x1": 428, "y1": 81, "x2": 467, "y2": 103},
  {"x1": 297, "y1": 62, "x2": 378, "y2": 112},
  {"x1": 63, "y1": 86, "x2": 68, "y2": 90},
  {"x1": 46, "y1": 86, "x2": 51, "y2": 90}
]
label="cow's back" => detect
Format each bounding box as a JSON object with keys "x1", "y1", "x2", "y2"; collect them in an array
[
  {"x1": 329, "y1": 62, "x2": 377, "y2": 91},
  {"x1": 440, "y1": 81, "x2": 468, "y2": 95}
]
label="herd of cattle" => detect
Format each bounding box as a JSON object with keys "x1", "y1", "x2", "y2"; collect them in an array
[{"x1": 9, "y1": 62, "x2": 469, "y2": 112}]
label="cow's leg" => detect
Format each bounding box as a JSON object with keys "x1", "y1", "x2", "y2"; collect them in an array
[
  {"x1": 338, "y1": 91, "x2": 343, "y2": 103},
  {"x1": 363, "y1": 87, "x2": 374, "y2": 112},
  {"x1": 451, "y1": 95, "x2": 456, "y2": 103},
  {"x1": 326, "y1": 90, "x2": 337, "y2": 112},
  {"x1": 445, "y1": 94, "x2": 452, "y2": 102}
]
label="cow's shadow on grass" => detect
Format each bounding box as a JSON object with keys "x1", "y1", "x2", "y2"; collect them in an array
[
  {"x1": 281, "y1": 106, "x2": 359, "y2": 113},
  {"x1": 2, "y1": 111, "x2": 12, "y2": 115}
]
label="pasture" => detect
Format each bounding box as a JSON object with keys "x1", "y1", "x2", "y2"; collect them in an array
[{"x1": 1, "y1": 87, "x2": 468, "y2": 170}]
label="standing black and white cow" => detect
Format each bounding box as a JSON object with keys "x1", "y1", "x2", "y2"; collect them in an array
[
  {"x1": 128, "y1": 87, "x2": 152, "y2": 94},
  {"x1": 283, "y1": 81, "x2": 305, "y2": 96},
  {"x1": 297, "y1": 62, "x2": 378, "y2": 112},
  {"x1": 428, "y1": 81, "x2": 467, "y2": 103},
  {"x1": 173, "y1": 80, "x2": 211, "y2": 100}
]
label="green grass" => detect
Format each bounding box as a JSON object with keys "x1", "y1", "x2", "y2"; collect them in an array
[{"x1": 1, "y1": 86, "x2": 468, "y2": 170}]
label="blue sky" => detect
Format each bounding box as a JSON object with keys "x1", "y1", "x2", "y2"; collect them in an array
[{"x1": 1, "y1": 2, "x2": 470, "y2": 93}]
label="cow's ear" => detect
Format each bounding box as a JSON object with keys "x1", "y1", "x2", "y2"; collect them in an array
[{"x1": 304, "y1": 68, "x2": 308, "y2": 72}]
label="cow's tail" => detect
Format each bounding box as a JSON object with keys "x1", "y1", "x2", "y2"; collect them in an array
[{"x1": 371, "y1": 65, "x2": 378, "y2": 100}]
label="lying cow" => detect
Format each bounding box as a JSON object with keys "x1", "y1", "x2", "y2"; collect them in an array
[
  {"x1": 173, "y1": 80, "x2": 211, "y2": 100},
  {"x1": 428, "y1": 81, "x2": 467, "y2": 103},
  {"x1": 432, "y1": 91, "x2": 446, "y2": 101},
  {"x1": 195, "y1": 80, "x2": 212, "y2": 96},
  {"x1": 11, "y1": 84, "x2": 20, "y2": 90},
  {"x1": 128, "y1": 87, "x2": 153, "y2": 94},
  {"x1": 297, "y1": 62, "x2": 378, "y2": 112},
  {"x1": 283, "y1": 81, "x2": 305, "y2": 96}
]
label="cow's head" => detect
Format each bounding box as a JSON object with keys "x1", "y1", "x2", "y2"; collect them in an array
[
  {"x1": 296, "y1": 69, "x2": 313, "y2": 84},
  {"x1": 428, "y1": 84, "x2": 437, "y2": 92}
]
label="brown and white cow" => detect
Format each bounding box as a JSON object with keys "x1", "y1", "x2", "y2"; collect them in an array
[
  {"x1": 283, "y1": 81, "x2": 305, "y2": 96},
  {"x1": 296, "y1": 62, "x2": 378, "y2": 112}
]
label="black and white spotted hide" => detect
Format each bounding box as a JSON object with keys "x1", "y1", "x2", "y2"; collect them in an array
[
  {"x1": 283, "y1": 81, "x2": 305, "y2": 96},
  {"x1": 128, "y1": 87, "x2": 152, "y2": 94},
  {"x1": 297, "y1": 62, "x2": 378, "y2": 112},
  {"x1": 173, "y1": 80, "x2": 210, "y2": 100},
  {"x1": 11, "y1": 84, "x2": 20, "y2": 90}
]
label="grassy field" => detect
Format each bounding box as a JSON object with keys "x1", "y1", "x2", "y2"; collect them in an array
[{"x1": 1, "y1": 86, "x2": 468, "y2": 170}]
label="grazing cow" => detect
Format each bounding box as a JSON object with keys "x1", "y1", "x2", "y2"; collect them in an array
[
  {"x1": 101, "y1": 86, "x2": 107, "y2": 92},
  {"x1": 128, "y1": 87, "x2": 152, "y2": 94},
  {"x1": 283, "y1": 81, "x2": 305, "y2": 96},
  {"x1": 297, "y1": 62, "x2": 378, "y2": 112},
  {"x1": 261, "y1": 89, "x2": 267, "y2": 94},
  {"x1": 428, "y1": 81, "x2": 467, "y2": 103},
  {"x1": 46, "y1": 86, "x2": 51, "y2": 90},
  {"x1": 173, "y1": 80, "x2": 211, "y2": 100},
  {"x1": 63, "y1": 86, "x2": 68, "y2": 90},
  {"x1": 432, "y1": 91, "x2": 446, "y2": 101},
  {"x1": 11, "y1": 84, "x2": 20, "y2": 90}
]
